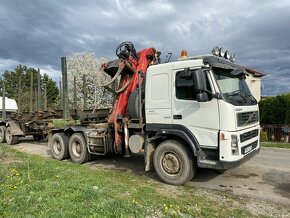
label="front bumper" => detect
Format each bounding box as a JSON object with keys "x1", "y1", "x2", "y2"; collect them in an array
[{"x1": 197, "y1": 146, "x2": 260, "y2": 170}]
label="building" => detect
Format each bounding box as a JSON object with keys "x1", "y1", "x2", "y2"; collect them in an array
[
  {"x1": 0, "y1": 97, "x2": 18, "y2": 112},
  {"x1": 244, "y1": 67, "x2": 265, "y2": 102}
]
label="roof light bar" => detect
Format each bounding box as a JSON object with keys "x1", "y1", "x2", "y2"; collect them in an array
[{"x1": 212, "y1": 46, "x2": 235, "y2": 62}]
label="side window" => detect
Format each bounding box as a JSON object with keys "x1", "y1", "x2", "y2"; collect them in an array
[
  {"x1": 175, "y1": 69, "x2": 212, "y2": 101},
  {"x1": 176, "y1": 70, "x2": 196, "y2": 100}
]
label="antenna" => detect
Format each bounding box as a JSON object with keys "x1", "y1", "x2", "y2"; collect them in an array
[{"x1": 165, "y1": 52, "x2": 172, "y2": 63}]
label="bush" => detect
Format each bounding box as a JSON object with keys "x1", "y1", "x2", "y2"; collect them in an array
[{"x1": 260, "y1": 130, "x2": 268, "y2": 142}]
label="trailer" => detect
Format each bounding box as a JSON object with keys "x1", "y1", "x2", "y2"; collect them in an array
[
  {"x1": 49, "y1": 42, "x2": 260, "y2": 185},
  {"x1": 0, "y1": 110, "x2": 63, "y2": 145}
]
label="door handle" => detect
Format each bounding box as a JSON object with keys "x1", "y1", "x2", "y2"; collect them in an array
[{"x1": 173, "y1": 115, "x2": 182, "y2": 119}]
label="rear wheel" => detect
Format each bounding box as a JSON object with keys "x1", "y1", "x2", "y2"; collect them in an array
[
  {"x1": 5, "y1": 126, "x2": 19, "y2": 145},
  {"x1": 69, "y1": 133, "x2": 91, "y2": 163},
  {"x1": 0, "y1": 126, "x2": 6, "y2": 143},
  {"x1": 50, "y1": 133, "x2": 69, "y2": 160},
  {"x1": 153, "y1": 140, "x2": 196, "y2": 185}
]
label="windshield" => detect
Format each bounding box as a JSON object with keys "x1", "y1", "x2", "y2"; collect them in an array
[{"x1": 213, "y1": 68, "x2": 257, "y2": 106}]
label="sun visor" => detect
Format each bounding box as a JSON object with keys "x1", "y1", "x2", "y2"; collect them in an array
[{"x1": 203, "y1": 56, "x2": 244, "y2": 71}]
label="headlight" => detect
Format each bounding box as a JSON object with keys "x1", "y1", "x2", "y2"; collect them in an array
[
  {"x1": 225, "y1": 50, "x2": 231, "y2": 60},
  {"x1": 231, "y1": 135, "x2": 239, "y2": 155},
  {"x1": 229, "y1": 53, "x2": 235, "y2": 62},
  {"x1": 219, "y1": 47, "x2": 225, "y2": 57},
  {"x1": 212, "y1": 46, "x2": 220, "y2": 56}
]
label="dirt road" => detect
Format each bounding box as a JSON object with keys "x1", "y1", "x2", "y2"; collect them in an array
[{"x1": 9, "y1": 138, "x2": 290, "y2": 206}]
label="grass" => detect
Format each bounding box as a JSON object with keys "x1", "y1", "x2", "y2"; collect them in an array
[
  {"x1": 52, "y1": 119, "x2": 79, "y2": 128},
  {"x1": 0, "y1": 145, "x2": 266, "y2": 218},
  {"x1": 261, "y1": 142, "x2": 290, "y2": 149},
  {"x1": 0, "y1": 141, "x2": 286, "y2": 217}
]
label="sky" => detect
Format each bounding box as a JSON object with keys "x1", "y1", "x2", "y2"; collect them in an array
[{"x1": 0, "y1": 0, "x2": 290, "y2": 96}]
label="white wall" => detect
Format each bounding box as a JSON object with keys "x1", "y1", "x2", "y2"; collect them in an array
[
  {"x1": 0, "y1": 97, "x2": 18, "y2": 111},
  {"x1": 245, "y1": 74, "x2": 261, "y2": 102}
]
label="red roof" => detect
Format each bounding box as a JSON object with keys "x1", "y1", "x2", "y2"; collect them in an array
[{"x1": 244, "y1": 67, "x2": 265, "y2": 77}]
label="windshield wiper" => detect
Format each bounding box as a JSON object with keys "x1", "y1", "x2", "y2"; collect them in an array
[
  {"x1": 226, "y1": 90, "x2": 247, "y2": 103},
  {"x1": 245, "y1": 95, "x2": 257, "y2": 104}
]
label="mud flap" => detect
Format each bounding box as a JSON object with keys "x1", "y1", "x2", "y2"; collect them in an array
[{"x1": 144, "y1": 141, "x2": 156, "y2": 172}]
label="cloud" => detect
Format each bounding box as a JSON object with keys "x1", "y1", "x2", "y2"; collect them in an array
[{"x1": 0, "y1": 0, "x2": 290, "y2": 96}]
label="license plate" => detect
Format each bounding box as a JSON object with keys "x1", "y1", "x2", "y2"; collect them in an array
[{"x1": 244, "y1": 145, "x2": 252, "y2": 154}]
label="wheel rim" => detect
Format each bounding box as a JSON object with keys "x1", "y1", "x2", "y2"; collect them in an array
[
  {"x1": 6, "y1": 129, "x2": 12, "y2": 142},
  {"x1": 71, "y1": 140, "x2": 82, "y2": 157},
  {"x1": 52, "y1": 140, "x2": 61, "y2": 155},
  {"x1": 160, "y1": 151, "x2": 181, "y2": 176}
]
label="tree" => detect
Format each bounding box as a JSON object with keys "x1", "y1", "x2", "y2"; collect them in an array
[
  {"x1": 285, "y1": 93, "x2": 290, "y2": 125},
  {"x1": 0, "y1": 65, "x2": 59, "y2": 111},
  {"x1": 67, "y1": 52, "x2": 112, "y2": 110},
  {"x1": 259, "y1": 94, "x2": 289, "y2": 124}
]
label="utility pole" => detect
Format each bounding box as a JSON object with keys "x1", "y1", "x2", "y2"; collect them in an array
[
  {"x1": 61, "y1": 57, "x2": 69, "y2": 119},
  {"x1": 74, "y1": 76, "x2": 77, "y2": 109},
  {"x1": 2, "y1": 79, "x2": 6, "y2": 121},
  {"x1": 18, "y1": 73, "x2": 22, "y2": 113},
  {"x1": 59, "y1": 81, "x2": 63, "y2": 110},
  {"x1": 34, "y1": 87, "x2": 37, "y2": 111},
  {"x1": 29, "y1": 70, "x2": 33, "y2": 113},
  {"x1": 37, "y1": 69, "x2": 41, "y2": 111},
  {"x1": 83, "y1": 74, "x2": 87, "y2": 110},
  {"x1": 44, "y1": 83, "x2": 47, "y2": 110}
]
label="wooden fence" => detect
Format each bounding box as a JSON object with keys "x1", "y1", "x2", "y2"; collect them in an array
[{"x1": 261, "y1": 124, "x2": 290, "y2": 143}]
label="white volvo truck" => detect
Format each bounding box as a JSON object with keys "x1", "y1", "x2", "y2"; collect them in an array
[{"x1": 49, "y1": 44, "x2": 260, "y2": 185}]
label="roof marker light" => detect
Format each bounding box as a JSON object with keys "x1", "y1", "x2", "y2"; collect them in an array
[{"x1": 180, "y1": 50, "x2": 188, "y2": 58}]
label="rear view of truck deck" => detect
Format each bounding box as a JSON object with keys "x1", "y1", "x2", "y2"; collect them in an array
[{"x1": 49, "y1": 42, "x2": 260, "y2": 185}]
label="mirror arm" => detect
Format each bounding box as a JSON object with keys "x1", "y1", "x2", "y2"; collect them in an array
[{"x1": 204, "y1": 90, "x2": 222, "y2": 99}]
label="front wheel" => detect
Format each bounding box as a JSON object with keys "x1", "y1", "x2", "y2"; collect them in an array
[
  {"x1": 153, "y1": 140, "x2": 196, "y2": 185},
  {"x1": 68, "y1": 133, "x2": 91, "y2": 163}
]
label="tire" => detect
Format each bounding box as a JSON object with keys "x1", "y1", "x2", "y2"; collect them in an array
[
  {"x1": 153, "y1": 140, "x2": 196, "y2": 185},
  {"x1": 0, "y1": 126, "x2": 6, "y2": 143},
  {"x1": 69, "y1": 133, "x2": 91, "y2": 163},
  {"x1": 5, "y1": 126, "x2": 19, "y2": 145},
  {"x1": 50, "y1": 133, "x2": 69, "y2": 160}
]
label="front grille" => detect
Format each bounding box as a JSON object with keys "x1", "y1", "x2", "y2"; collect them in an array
[
  {"x1": 237, "y1": 111, "x2": 259, "y2": 127},
  {"x1": 240, "y1": 129, "x2": 259, "y2": 143},
  {"x1": 241, "y1": 140, "x2": 258, "y2": 155}
]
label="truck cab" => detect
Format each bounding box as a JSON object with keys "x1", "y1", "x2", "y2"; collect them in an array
[{"x1": 144, "y1": 49, "x2": 260, "y2": 184}]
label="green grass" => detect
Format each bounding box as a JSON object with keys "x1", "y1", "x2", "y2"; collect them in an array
[
  {"x1": 0, "y1": 145, "x2": 259, "y2": 217},
  {"x1": 261, "y1": 142, "x2": 290, "y2": 149},
  {"x1": 52, "y1": 119, "x2": 79, "y2": 128}
]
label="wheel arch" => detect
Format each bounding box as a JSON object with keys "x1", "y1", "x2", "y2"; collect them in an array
[
  {"x1": 144, "y1": 126, "x2": 200, "y2": 172},
  {"x1": 151, "y1": 129, "x2": 199, "y2": 157},
  {"x1": 64, "y1": 126, "x2": 87, "y2": 139}
]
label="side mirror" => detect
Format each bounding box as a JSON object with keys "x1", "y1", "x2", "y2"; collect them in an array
[
  {"x1": 196, "y1": 93, "x2": 209, "y2": 102},
  {"x1": 192, "y1": 69, "x2": 206, "y2": 92},
  {"x1": 192, "y1": 69, "x2": 209, "y2": 102}
]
